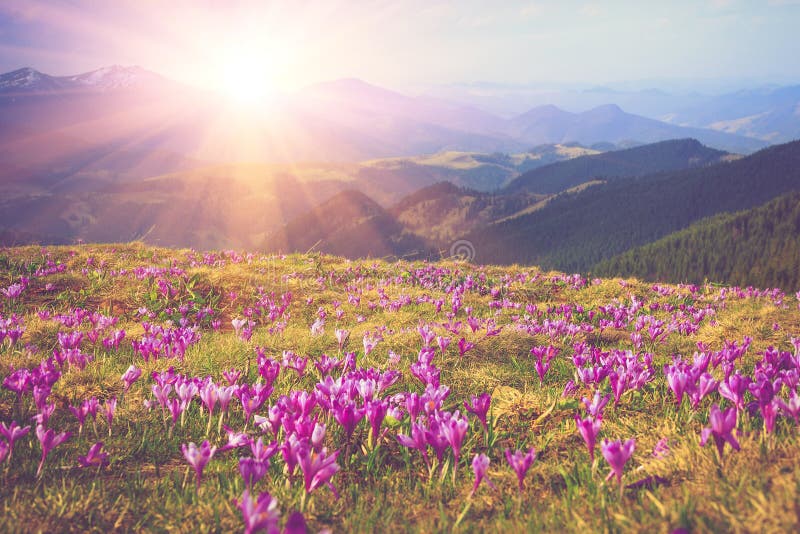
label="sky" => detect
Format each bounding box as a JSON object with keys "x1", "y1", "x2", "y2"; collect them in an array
[{"x1": 0, "y1": 0, "x2": 799, "y2": 93}]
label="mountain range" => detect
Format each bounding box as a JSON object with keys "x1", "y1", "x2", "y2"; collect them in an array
[
  {"x1": 427, "y1": 81, "x2": 800, "y2": 144},
  {"x1": 2, "y1": 65, "x2": 799, "y2": 288},
  {"x1": 0, "y1": 66, "x2": 767, "y2": 173},
  {"x1": 260, "y1": 138, "x2": 800, "y2": 290}
]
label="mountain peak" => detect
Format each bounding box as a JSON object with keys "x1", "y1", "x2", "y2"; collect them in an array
[
  {"x1": 0, "y1": 64, "x2": 161, "y2": 94},
  {"x1": 69, "y1": 65, "x2": 153, "y2": 89},
  {"x1": 513, "y1": 104, "x2": 572, "y2": 121},
  {"x1": 0, "y1": 67, "x2": 45, "y2": 89},
  {"x1": 584, "y1": 103, "x2": 625, "y2": 116}
]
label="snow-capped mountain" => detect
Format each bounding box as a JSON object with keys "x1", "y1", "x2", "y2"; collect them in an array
[
  {"x1": 68, "y1": 65, "x2": 158, "y2": 90},
  {"x1": 0, "y1": 65, "x2": 162, "y2": 93},
  {"x1": 0, "y1": 68, "x2": 70, "y2": 92}
]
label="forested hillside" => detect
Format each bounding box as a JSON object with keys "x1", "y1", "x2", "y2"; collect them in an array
[
  {"x1": 467, "y1": 140, "x2": 800, "y2": 272},
  {"x1": 594, "y1": 191, "x2": 800, "y2": 289}
]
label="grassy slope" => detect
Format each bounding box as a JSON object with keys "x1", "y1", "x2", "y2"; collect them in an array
[{"x1": 0, "y1": 243, "x2": 798, "y2": 533}]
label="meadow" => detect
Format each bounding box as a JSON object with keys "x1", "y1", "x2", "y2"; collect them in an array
[{"x1": 1, "y1": 243, "x2": 799, "y2": 533}]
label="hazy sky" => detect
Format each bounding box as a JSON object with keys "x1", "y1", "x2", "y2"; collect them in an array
[{"x1": 1, "y1": 0, "x2": 798, "y2": 91}]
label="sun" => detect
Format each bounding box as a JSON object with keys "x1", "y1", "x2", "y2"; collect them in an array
[{"x1": 221, "y1": 51, "x2": 275, "y2": 108}]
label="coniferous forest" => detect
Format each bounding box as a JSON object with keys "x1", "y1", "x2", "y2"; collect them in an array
[{"x1": 594, "y1": 191, "x2": 800, "y2": 290}]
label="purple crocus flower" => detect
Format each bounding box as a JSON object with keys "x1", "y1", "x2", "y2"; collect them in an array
[
  {"x1": 664, "y1": 363, "x2": 690, "y2": 406},
  {"x1": 283, "y1": 511, "x2": 307, "y2": 534},
  {"x1": 776, "y1": 390, "x2": 800, "y2": 424},
  {"x1": 601, "y1": 438, "x2": 635, "y2": 488},
  {"x1": 575, "y1": 414, "x2": 601, "y2": 462},
  {"x1": 223, "y1": 368, "x2": 242, "y2": 386},
  {"x1": 35, "y1": 424, "x2": 71, "y2": 477},
  {"x1": 231, "y1": 318, "x2": 247, "y2": 334},
  {"x1": 121, "y1": 365, "x2": 142, "y2": 393},
  {"x1": 78, "y1": 441, "x2": 109, "y2": 468},
  {"x1": 2, "y1": 368, "x2": 32, "y2": 401},
  {"x1": 69, "y1": 403, "x2": 88, "y2": 436},
  {"x1": 397, "y1": 422, "x2": 429, "y2": 463},
  {"x1": 505, "y1": 447, "x2": 537, "y2": 492},
  {"x1": 469, "y1": 453, "x2": 496, "y2": 496},
  {"x1": 760, "y1": 398, "x2": 780, "y2": 434},
  {"x1": 102, "y1": 329, "x2": 126, "y2": 350},
  {"x1": 34, "y1": 403, "x2": 55, "y2": 426},
  {"x1": 102, "y1": 397, "x2": 116, "y2": 435},
  {"x1": 239, "y1": 456, "x2": 269, "y2": 487},
  {"x1": 332, "y1": 400, "x2": 365, "y2": 438},
  {"x1": 363, "y1": 334, "x2": 378, "y2": 356},
  {"x1": 365, "y1": 399, "x2": 389, "y2": 444},
  {"x1": 582, "y1": 392, "x2": 611, "y2": 419},
  {"x1": 436, "y1": 336, "x2": 451, "y2": 354},
  {"x1": 199, "y1": 382, "x2": 218, "y2": 415},
  {"x1": 151, "y1": 383, "x2": 172, "y2": 409},
  {"x1": 219, "y1": 425, "x2": 251, "y2": 452},
  {"x1": 700, "y1": 404, "x2": 740, "y2": 459},
  {"x1": 258, "y1": 357, "x2": 281, "y2": 387},
  {"x1": 424, "y1": 419, "x2": 450, "y2": 463},
  {"x1": 718, "y1": 372, "x2": 751, "y2": 413},
  {"x1": 84, "y1": 396, "x2": 100, "y2": 423},
  {"x1": 1, "y1": 282, "x2": 25, "y2": 299},
  {"x1": 280, "y1": 435, "x2": 305, "y2": 480},
  {"x1": 464, "y1": 392, "x2": 491, "y2": 432},
  {"x1": 441, "y1": 413, "x2": 469, "y2": 466},
  {"x1": 235, "y1": 490, "x2": 280, "y2": 534},
  {"x1": 241, "y1": 387, "x2": 270, "y2": 424},
  {"x1": 296, "y1": 446, "x2": 340, "y2": 497},
  {"x1": 33, "y1": 385, "x2": 51, "y2": 411},
  {"x1": 311, "y1": 422, "x2": 327, "y2": 450},
  {"x1": 457, "y1": 338, "x2": 475, "y2": 357},
  {"x1": 182, "y1": 440, "x2": 216, "y2": 489},
  {"x1": 688, "y1": 373, "x2": 718, "y2": 410},
  {"x1": 0, "y1": 421, "x2": 30, "y2": 461},
  {"x1": 175, "y1": 380, "x2": 198, "y2": 410},
  {"x1": 217, "y1": 385, "x2": 237, "y2": 413},
  {"x1": 335, "y1": 328, "x2": 349, "y2": 350},
  {"x1": 531, "y1": 345, "x2": 559, "y2": 385},
  {"x1": 168, "y1": 398, "x2": 183, "y2": 429},
  {"x1": 652, "y1": 437, "x2": 670, "y2": 459},
  {"x1": 250, "y1": 437, "x2": 278, "y2": 462},
  {"x1": 314, "y1": 354, "x2": 342, "y2": 376}
]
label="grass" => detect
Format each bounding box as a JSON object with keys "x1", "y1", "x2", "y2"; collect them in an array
[{"x1": 0, "y1": 243, "x2": 799, "y2": 532}]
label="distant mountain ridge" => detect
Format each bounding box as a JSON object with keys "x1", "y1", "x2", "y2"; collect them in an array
[
  {"x1": 0, "y1": 65, "x2": 165, "y2": 94},
  {"x1": 506, "y1": 104, "x2": 765, "y2": 154},
  {"x1": 505, "y1": 138, "x2": 730, "y2": 194},
  {"x1": 264, "y1": 137, "x2": 779, "y2": 264},
  {"x1": 0, "y1": 66, "x2": 768, "y2": 165},
  {"x1": 426, "y1": 81, "x2": 800, "y2": 145}
]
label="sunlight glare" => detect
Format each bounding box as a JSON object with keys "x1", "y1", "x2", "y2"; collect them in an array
[{"x1": 221, "y1": 51, "x2": 275, "y2": 108}]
